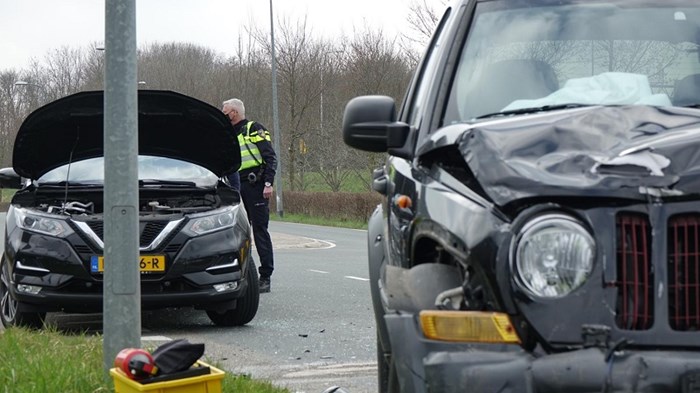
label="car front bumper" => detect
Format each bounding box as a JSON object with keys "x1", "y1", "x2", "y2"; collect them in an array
[
  {"x1": 5, "y1": 222, "x2": 250, "y2": 313},
  {"x1": 386, "y1": 313, "x2": 700, "y2": 393},
  {"x1": 10, "y1": 269, "x2": 247, "y2": 313}
]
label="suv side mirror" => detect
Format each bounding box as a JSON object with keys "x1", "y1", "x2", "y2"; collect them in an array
[
  {"x1": 0, "y1": 167, "x2": 22, "y2": 189},
  {"x1": 342, "y1": 95, "x2": 412, "y2": 159}
]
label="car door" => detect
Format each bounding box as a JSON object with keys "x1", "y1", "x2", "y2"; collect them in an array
[{"x1": 384, "y1": 7, "x2": 453, "y2": 269}]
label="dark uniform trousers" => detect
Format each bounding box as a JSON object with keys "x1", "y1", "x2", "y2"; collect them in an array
[{"x1": 240, "y1": 170, "x2": 274, "y2": 279}]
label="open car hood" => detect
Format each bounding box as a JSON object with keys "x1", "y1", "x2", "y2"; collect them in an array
[
  {"x1": 454, "y1": 106, "x2": 700, "y2": 205},
  {"x1": 13, "y1": 90, "x2": 240, "y2": 179}
]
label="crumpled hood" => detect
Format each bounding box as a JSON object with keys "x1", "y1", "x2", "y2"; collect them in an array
[
  {"x1": 452, "y1": 106, "x2": 700, "y2": 206},
  {"x1": 13, "y1": 90, "x2": 240, "y2": 179}
]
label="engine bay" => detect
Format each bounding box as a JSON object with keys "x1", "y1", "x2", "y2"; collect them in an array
[{"x1": 11, "y1": 187, "x2": 235, "y2": 216}]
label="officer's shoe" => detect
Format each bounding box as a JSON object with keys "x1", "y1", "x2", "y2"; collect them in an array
[{"x1": 259, "y1": 277, "x2": 271, "y2": 293}]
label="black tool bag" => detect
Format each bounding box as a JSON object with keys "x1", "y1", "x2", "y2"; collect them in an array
[{"x1": 151, "y1": 339, "x2": 205, "y2": 375}]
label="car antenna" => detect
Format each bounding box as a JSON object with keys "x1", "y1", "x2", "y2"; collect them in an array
[{"x1": 62, "y1": 125, "x2": 81, "y2": 215}]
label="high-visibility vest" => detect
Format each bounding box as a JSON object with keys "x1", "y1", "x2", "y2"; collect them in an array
[{"x1": 238, "y1": 121, "x2": 271, "y2": 171}]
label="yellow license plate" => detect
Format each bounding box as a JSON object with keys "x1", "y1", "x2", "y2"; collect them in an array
[{"x1": 90, "y1": 255, "x2": 165, "y2": 273}]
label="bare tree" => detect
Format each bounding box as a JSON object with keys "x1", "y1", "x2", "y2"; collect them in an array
[
  {"x1": 0, "y1": 71, "x2": 25, "y2": 166},
  {"x1": 251, "y1": 16, "x2": 339, "y2": 191},
  {"x1": 400, "y1": 0, "x2": 448, "y2": 64},
  {"x1": 82, "y1": 42, "x2": 106, "y2": 91},
  {"x1": 138, "y1": 42, "x2": 225, "y2": 102},
  {"x1": 41, "y1": 46, "x2": 88, "y2": 100}
]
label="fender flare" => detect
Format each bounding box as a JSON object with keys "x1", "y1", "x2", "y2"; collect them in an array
[{"x1": 367, "y1": 204, "x2": 391, "y2": 353}]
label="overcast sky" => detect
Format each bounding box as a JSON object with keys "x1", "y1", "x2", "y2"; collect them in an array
[{"x1": 0, "y1": 0, "x2": 414, "y2": 71}]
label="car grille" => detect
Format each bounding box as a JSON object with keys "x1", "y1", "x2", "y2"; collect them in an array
[
  {"x1": 86, "y1": 220, "x2": 169, "y2": 247},
  {"x1": 668, "y1": 215, "x2": 700, "y2": 331},
  {"x1": 616, "y1": 212, "x2": 700, "y2": 332}
]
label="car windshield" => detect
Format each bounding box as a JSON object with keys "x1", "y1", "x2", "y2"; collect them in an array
[
  {"x1": 37, "y1": 156, "x2": 219, "y2": 187},
  {"x1": 444, "y1": 1, "x2": 700, "y2": 122}
]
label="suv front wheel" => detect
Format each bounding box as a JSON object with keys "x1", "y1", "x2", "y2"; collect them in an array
[
  {"x1": 206, "y1": 257, "x2": 260, "y2": 326},
  {"x1": 0, "y1": 257, "x2": 45, "y2": 329}
]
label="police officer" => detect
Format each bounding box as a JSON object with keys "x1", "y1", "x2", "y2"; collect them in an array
[{"x1": 222, "y1": 98, "x2": 277, "y2": 293}]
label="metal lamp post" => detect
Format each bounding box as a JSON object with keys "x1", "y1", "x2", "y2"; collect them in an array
[
  {"x1": 269, "y1": 0, "x2": 283, "y2": 217},
  {"x1": 102, "y1": 0, "x2": 140, "y2": 374}
]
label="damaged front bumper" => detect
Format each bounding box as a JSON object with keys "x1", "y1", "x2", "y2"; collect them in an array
[
  {"x1": 425, "y1": 348, "x2": 700, "y2": 392},
  {"x1": 387, "y1": 314, "x2": 700, "y2": 393}
]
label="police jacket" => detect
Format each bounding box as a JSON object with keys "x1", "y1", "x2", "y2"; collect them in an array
[{"x1": 233, "y1": 118, "x2": 277, "y2": 186}]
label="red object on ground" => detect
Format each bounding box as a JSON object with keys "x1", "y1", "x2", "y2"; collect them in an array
[{"x1": 114, "y1": 348, "x2": 159, "y2": 380}]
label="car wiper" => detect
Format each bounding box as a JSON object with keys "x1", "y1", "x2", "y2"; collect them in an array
[
  {"x1": 139, "y1": 179, "x2": 197, "y2": 188},
  {"x1": 475, "y1": 103, "x2": 594, "y2": 120},
  {"x1": 39, "y1": 181, "x2": 102, "y2": 187}
]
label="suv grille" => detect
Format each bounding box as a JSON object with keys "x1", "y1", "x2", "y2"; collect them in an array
[
  {"x1": 616, "y1": 212, "x2": 700, "y2": 332},
  {"x1": 668, "y1": 215, "x2": 700, "y2": 331},
  {"x1": 615, "y1": 213, "x2": 654, "y2": 330}
]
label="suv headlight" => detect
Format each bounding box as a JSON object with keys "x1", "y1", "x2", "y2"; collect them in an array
[
  {"x1": 13, "y1": 207, "x2": 74, "y2": 238},
  {"x1": 512, "y1": 214, "x2": 595, "y2": 299},
  {"x1": 184, "y1": 206, "x2": 240, "y2": 236}
]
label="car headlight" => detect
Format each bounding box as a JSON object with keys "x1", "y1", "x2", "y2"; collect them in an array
[
  {"x1": 512, "y1": 214, "x2": 595, "y2": 299},
  {"x1": 13, "y1": 207, "x2": 74, "y2": 238},
  {"x1": 184, "y1": 206, "x2": 239, "y2": 236}
]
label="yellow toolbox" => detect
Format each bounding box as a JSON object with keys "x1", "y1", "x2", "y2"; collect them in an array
[{"x1": 110, "y1": 361, "x2": 224, "y2": 393}]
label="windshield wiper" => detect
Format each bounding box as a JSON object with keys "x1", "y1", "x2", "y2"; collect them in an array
[
  {"x1": 139, "y1": 179, "x2": 197, "y2": 188},
  {"x1": 39, "y1": 181, "x2": 102, "y2": 187},
  {"x1": 475, "y1": 103, "x2": 594, "y2": 120}
]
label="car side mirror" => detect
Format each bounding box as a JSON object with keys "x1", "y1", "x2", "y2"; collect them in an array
[
  {"x1": 0, "y1": 167, "x2": 22, "y2": 189},
  {"x1": 342, "y1": 95, "x2": 413, "y2": 159}
]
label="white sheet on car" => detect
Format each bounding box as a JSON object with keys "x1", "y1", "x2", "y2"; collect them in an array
[
  {"x1": 503, "y1": 72, "x2": 672, "y2": 111},
  {"x1": 591, "y1": 149, "x2": 671, "y2": 176}
]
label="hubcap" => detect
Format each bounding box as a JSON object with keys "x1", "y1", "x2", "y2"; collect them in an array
[{"x1": 0, "y1": 262, "x2": 17, "y2": 323}]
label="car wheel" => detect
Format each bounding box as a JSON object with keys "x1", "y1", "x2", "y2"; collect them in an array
[
  {"x1": 377, "y1": 330, "x2": 399, "y2": 393},
  {"x1": 0, "y1": 257, "x2": 45, "y2": 329},
  {"x1": 206, "y1": 258, "x2": 260, "y2": 326}
]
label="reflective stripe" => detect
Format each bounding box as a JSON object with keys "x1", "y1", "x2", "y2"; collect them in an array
[{"x1": 238, "y1": 121, "x2": 267, "y2": 171}]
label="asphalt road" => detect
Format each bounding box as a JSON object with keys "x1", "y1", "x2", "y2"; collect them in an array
[{"x1": 0, "y1": 213, "x2": 378, "y2": 393}]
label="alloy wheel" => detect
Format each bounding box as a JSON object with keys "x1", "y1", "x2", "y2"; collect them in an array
[{"x1": 0, "y1": 260, "x2": 17, "y2": 324}]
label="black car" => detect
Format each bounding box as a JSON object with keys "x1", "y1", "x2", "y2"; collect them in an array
[
  {"x1": 343, "y1": 0, "x2": 700, "y2": 392},
  {"x1": 0, "y1": 90, "x2": 259, "y2": 328}
]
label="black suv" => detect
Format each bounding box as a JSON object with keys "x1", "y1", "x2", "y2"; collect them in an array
[{"x1": 343, "y1": 1, "x2": 700, "y2": 391}]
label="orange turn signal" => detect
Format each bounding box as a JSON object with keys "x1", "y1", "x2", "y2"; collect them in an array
[
  {"x1": 419, "y1": 310, "x2": 521, "y2": 344},
  {"x1": 396, "y1": 195, "x2": 412, "y2": 209}
]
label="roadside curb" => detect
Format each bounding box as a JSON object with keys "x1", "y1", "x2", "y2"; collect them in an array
[{"x1": 268, "y1": 232, "x2": 333, "y2": 250}]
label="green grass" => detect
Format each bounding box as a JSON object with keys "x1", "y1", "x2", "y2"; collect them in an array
[
  {"x1": 270, "y1": 212, "x2": 368, "y2": 230},
  {"x1": 0, "y1": 327, "x2": 289, "y2": 393},
  {"x1": 1, "y1": 189, "x2": 14, "y2": 202}
]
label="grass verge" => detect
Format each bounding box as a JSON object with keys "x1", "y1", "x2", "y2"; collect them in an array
[
  {"x1": 270, "y1": 212, "x2": 367, "y2": 230},
  {"x1": 0, "y1": 327, "x2": 289, "y2": 393}
]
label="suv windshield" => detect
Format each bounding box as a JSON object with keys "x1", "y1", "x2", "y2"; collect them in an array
[
  {"x1": 38, "y1": 156, "x2": 219, "y2": 187},
  {"x1": 444, "y1": 1, "x2": 700, "y2": 122}
]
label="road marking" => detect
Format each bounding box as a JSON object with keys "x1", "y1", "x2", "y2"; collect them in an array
[
  {"x1": 308, "y1": 269, "x2": 329, "y2": 274},
  {"x1": 282, "y1": 362, "x2": 377, "y2": 378},
  {"x1": 344, "y1": 276, "x2": 369, "y2": 282},
  {"x1": 141, "y1": 335, "x2": 171, "y2": 341}
]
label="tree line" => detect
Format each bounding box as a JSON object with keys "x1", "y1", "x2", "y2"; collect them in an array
[{"x1": 0, "y1": 13, "x2": 435, "y2": 192}]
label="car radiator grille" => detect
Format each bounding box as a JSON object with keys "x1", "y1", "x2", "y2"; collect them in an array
[
  {"x1": 668, "y1": 215, "x2": 700, "y2": 331},
  {"x1": 86, "y1": 220, "x2": 169, "y2": 247},
  {"x1": 616, "y1": 213, "x2": 700, "y2": 332}
]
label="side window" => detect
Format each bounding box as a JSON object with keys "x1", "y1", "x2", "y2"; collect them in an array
[{"x1": 400, "y1": 8, "x2": 452, "y2": 128}]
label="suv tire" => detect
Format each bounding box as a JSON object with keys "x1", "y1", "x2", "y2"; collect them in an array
[
  {"x1": 0, "y1": 257, "x2": 45, "y2": 329},
  {"x1": 206, "y1": 256, "x2": 260, "y2": 326}
]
